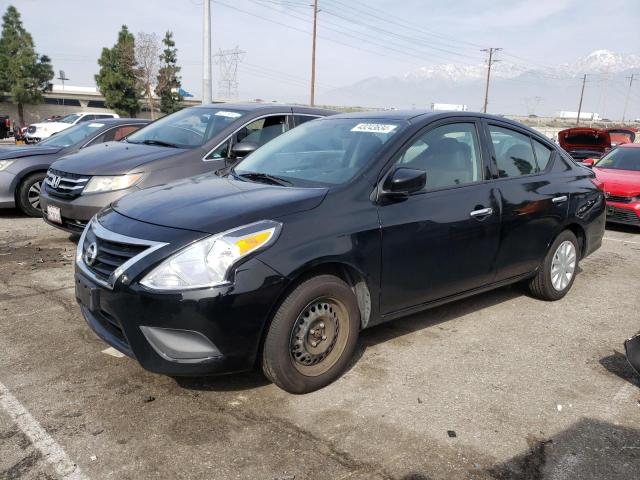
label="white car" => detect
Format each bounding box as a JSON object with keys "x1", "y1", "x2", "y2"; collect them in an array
[{"x1": 25, "y1": 112, "x2": 119, "y2": 143}]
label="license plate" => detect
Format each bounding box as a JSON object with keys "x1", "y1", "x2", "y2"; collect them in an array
[
  {"x1": 75, "y1": 275, "x2": 99, "y2": 311},
  {"x1": 47, "y1": 205, "x2": 62, "y2": 224}
]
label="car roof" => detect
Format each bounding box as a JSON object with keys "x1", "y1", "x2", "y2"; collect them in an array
[
  {"x1": 91, "y1": 118, "x2": 149, "y2": 125},
  {"x1": 618, "y1": 142, "x2": 640, "y2": 148},
  {"x1": 322, "y1": 110, "x2": 550, "y2": 139},
  {"x1": 195, "y1": 103, "x2": 336, "y2": 115}
]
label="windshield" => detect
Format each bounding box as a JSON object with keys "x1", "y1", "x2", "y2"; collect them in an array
[
  {"x1": 60, "y1": 114, "x2": 82, "y2": 124},
  {"x1": 595, "y1": 148, "x2": 640, "y2": 171},
  {"x1": 39, "y1": 122, "x2": 106, "y2": 147},
  {"x1": 234, "y1": 118, "x2": 403, "y2": 186},
  {"x1": 126, "y1": 107, "x2": 247, "y2": 148}
]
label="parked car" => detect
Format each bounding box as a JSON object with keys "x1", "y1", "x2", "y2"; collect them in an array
[
  {"x1": 0, "y1": 116, "x2": 12, "y2": 139},
  {"x1": 624, "y1": 333, "x2": 640, "y2": 376},
  {"x1": 558, "y1": 127, "x2": 611, "y2": 160},
  {"x1": 582, "y1": 143, "x2": 640, "y2": 227},
  {"x1": 74, "y1": 111, "x2": 605, "y2": 393},
  {"x1": 0, "y1": 119, "x2": 148, "y2": 216},
  {"x1": 25, "y1": 112, "x2": 120, "y2": 143},
  {"x1": 41, "y1": 103, "x2": 335, "y2": 233}
]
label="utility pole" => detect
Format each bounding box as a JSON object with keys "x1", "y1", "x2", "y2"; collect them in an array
[
  {"x1": 56, "y1": 70, "x2": 69, "y2": 112},
  {"x1": 481, "y1": 47, "x2": 501, "y2": 113},
  {"x1": 310, "y1": 0, "x2": 318, "y2": 106},
  {"x1": 202, "y1": 0, "x2": 212, "y2": 104},
  {"x1": 576, "y1": 74, "x2": 587, "y2": 126},
  {"x1": 622, "y1": 73, "x2": 636, "y2": 123}
]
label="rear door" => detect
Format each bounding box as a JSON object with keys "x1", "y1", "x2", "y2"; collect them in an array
[
  {"x1": 485, "y1": 122, "x2": 569, "y2": 281},
  {"x1": 378, "y1": 118, "x2": 502, "y2": 314}
]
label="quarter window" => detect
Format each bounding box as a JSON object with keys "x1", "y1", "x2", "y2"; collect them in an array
[
  {"x1": 532, "y1": 139, "x2": 553, "y2": 171},
  {"x1": 489, "y1": 126, "x2": 536, "y2": 177},
  {"x1": 395, "y1": 122, "x2": 483, "y2": 190}
]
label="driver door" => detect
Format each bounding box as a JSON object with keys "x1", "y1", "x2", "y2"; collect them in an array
[{"x1": 378, "y1": 119, "x2": 502, "y2": 315}]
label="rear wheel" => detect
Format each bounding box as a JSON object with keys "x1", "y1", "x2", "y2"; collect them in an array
[
  {"x1": 528, "y1": 230, "x2": 579, "y2": 301},
  {"x1": 262, "y1": 275, "x2": 360, "y2": 394},
  {"x1": 17, "y1": 172, "x2": 46, "y2": 217}
]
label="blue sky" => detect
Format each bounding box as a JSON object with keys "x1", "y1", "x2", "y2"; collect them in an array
[{"x1": 4, "y1": 0, "x2": 639, "y2": 106}]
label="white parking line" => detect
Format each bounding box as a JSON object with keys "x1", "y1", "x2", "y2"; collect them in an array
[
  {"x1": 603, "y1": 237, "x2": 640, "y2": 246},
  {"x1": 0, "y1": 381, "x2": 87, "y2": 480}
]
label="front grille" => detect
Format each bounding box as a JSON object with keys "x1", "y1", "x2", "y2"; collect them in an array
[
  {"x1": 607, "y1": 206, "x2": 640, "y2": 225},
  {"x1": 45, "y1": 168, "x2": 91, "y2": 198},
  {"x1": 83, "y1": 227, "x2": 148, "y2": 281},
  {"x1": 606, "y1": 194, "x2": 633, "y2": 203}
]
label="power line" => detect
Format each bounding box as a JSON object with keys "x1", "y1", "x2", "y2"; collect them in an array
[{"x1": 214, "y1": 46, "x2": 245, "y2": 99}]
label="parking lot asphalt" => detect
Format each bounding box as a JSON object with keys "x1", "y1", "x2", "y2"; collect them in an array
[{"x1": 0, "y1": 210, "x2": 639, "y2": 480}]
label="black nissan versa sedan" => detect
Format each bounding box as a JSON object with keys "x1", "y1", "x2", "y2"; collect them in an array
[
  {"x1": 74, "y1": 111, "x2": 605, "y2": 393},
  {"x1": 40, "y1": 103, "x2": 334, "y2": 233}
]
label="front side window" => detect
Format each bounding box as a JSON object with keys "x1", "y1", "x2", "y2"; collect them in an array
[
  {"x1": 489, "y1": 126, "x2": 536, "y2": 178},
  {"x1": 234, "y1": 118, "x2": 403, "y2": 186},
  {"x1": 127, "y1": 107, "x2": 249, "y2": 149},
  {"x1": 395, "y1": 122, "x2": 482, "y2": 190},
  {"x1": 59, "y1": 113, "x2": 82, "y2": 124},
  {"x1": 595, "y1": 148, "x2": 640, "y2": 171}
]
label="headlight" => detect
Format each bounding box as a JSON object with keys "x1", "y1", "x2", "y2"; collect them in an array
[
  {"x1": 140, "y1": 220, "x2": 282, "y2": 291},
  {"x1": 0, "y1": 160, "x2": 14, "y2": 171},
  {"x1": 83, "y1": 173, "x2": 142, "y2": 193}
]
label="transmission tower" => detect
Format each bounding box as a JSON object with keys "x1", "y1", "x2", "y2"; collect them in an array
[{"x1": 214, "y1": 46, "x2": 245, "y2": 99}]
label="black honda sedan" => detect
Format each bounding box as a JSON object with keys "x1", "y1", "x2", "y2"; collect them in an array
[{"x1": 75, "y1": 111, "x2": 605, "y2": 393}]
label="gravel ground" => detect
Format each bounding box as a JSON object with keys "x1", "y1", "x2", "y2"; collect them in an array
[{"x1": 0, "y1": 210, "x2": 639, "y2": 480}]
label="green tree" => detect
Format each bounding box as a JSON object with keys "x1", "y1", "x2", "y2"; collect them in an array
[
  {"x1": 95, "y1": 25, "x2": 141, "y2": 117},
  {"x1": 0, "y1": 5, "x2": 54, "y2": 125},
  {"x1": 155, "y1": 31, "x2": 182, "y2": 114}
]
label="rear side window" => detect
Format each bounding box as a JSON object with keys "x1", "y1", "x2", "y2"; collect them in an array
[
  {"x1": 532, "y1": 139, "x2": 553, "y2": 171},
  {"x1": 294, "y1": 115, "x2": 320, "y2": 126},
  {"x1": 489, "y1": 126, "x2": 536, "y2": 177}
]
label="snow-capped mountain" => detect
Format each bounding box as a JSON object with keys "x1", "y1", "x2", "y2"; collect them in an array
[{"x1": 322, "y1": 50, "x2": 640, "y2": 118}]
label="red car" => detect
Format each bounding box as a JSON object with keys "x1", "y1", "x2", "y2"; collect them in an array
[
  {"x1": 606, "y1": 128, "x2": 636, "y2": 147},
  {"x1": 558, "y1": 127, "x2": 611, "y2": 160},
  {"x1": 583, "y1": 143, "x2": 640, "y2": 227}
]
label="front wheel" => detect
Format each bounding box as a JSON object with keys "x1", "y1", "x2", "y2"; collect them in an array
[
  {"x1": 17, "y1": 172, "x2": 46, "y2": 217},
  {"x1": 262, "y1": 275, "x2": 360, "y2": 394},
  {"x1": 528, "y1": 230, "x2": 579, "y2": 301}
]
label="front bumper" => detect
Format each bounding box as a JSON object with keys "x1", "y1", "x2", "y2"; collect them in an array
[
  {"x1": 75, "y1": 257, "x2": 287, "y2": 376},
  {"x1": 40, "y1": 188, "x2": 136, "y2": 233},
  {"x1": 606, "y1": 201, "x2": 640, "y2": 227},
  {"x1": 0, "y1": 170, "x2": 17, "y2": 208}
]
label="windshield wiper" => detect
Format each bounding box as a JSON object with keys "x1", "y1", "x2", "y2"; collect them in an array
[
  {"x1": 237, "y1": 171, "x2": 292, "y2": 186},
  {"x1": 139, "y1": 139, "x2": 179, "y2": 148}
]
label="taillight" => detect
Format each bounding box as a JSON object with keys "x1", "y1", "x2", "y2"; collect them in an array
[{"x1": 590, "y1": 178, "x2": 605, "y2": 192}]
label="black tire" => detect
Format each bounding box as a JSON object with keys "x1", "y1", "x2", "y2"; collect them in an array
[
  {"x1": 16, "y1": 172, "x2": 46, "y2": 217},
  {"x1": 262, "y1": 274, "x2": 360, "y2": 394},
  {"x1": 528, "y1": 230, "x2": 579, "y2": 301}
]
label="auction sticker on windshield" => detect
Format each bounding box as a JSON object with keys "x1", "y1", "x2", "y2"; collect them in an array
[
  {"x1": 47, "y1": 205, "x2": 62, "y2": 224},
  {"x1": 88, "y1": 123, "x2": 105, "y2": 128},
  {"x1": 351, "y1": 123, "x2": 398, "y2": 134},
  {"x1": 215, "y1": 111, "x2": 242, "y2": 118}
]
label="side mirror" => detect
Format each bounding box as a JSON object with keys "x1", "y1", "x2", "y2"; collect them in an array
[
  {"x1": 231, "y1": 141, "x2": 258, "y2": 160},
  {"x1": 382, "y1": 168, "x2": 426, "y2": 200},
  {"x1": 581, "y1": 158, "x2": 595, "y2": 167}
]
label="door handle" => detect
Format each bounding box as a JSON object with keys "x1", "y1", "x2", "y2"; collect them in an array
[
  {"x1": 469, "y1": 207, "x2": 493, "y2": 218},
  {"x1": 552, "y1": 196, "x2": 568, "y2": 204}
]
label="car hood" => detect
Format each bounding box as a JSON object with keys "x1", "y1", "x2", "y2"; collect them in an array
[
  {"x1": 112, "y1": 174, "x2": 328, "y2": 234},
  {"x1": 30, "y1": 122, "x2": 68, "y2": 130},
  {"x1": 594, "y1": 167, "x2": 640, "y2": 196},
  {"x1": 0, "y1": 145, "x2": 63, "y2": 160},
  {"x1": 51, "y1": 141, "x2": 189, "y2": 175}
]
